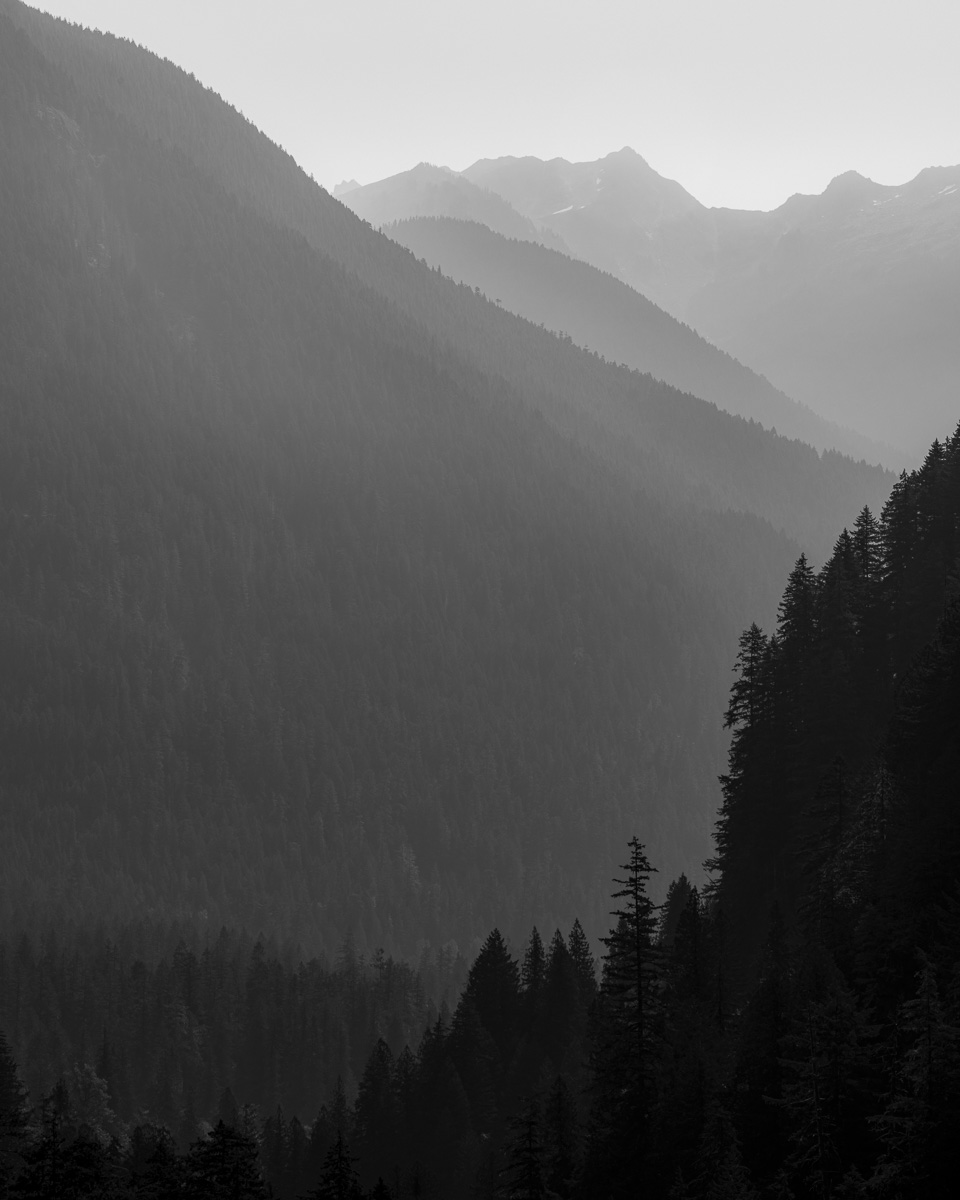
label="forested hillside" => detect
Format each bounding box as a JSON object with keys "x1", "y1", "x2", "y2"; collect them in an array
[
  {"x1": 0, "y1": 9, "x2": 766, "y2": 953},
  {"x1": 0, "y1": 431, "x2": 956, "y2": 1196},
  {"x1": 385, "y1": 215, "x2": 885, "y2": 461},
  {"x1": 2, "y1": 435, "x2": 958, "y2": 1198},
  {"x1": 0, "y1": 4, "x2": 896, "y2": 958}
]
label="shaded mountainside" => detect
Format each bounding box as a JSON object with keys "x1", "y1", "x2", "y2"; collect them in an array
[
  {"x1": 1, "y1": 4, "x2": 890, "y2": 958},
  {"x1": 386, "y1": 215, "x2": 886, "y2": 462}
]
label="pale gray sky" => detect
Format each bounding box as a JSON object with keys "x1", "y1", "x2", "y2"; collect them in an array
[{"x1": 33, "y1": 0, "x2": 960, "y2": 211}]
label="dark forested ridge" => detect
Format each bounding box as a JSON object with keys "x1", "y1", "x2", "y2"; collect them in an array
[{"x1": 0, "y1": 3, "x2": 895, "y2": 957}]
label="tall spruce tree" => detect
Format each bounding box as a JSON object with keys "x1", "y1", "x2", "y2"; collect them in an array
[{"x1": 585, "y1": 838, "x2": 662, "y2": 1197}]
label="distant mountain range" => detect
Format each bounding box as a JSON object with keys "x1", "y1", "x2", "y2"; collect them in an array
[{"x1": 345, "y1": 148, "x2": 960, "y2": 457}]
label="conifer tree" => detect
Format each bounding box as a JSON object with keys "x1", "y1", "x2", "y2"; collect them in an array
[
  {"x1": 307, "y1": 1130, "x2": 361, "y2": 1200},
  {"x1": 539, "y1": 932, "x2": 581, "y2": 1070},
  {"x1": 659, "y1": 874, "x2": 693, "y2": 947},
  {"x1": 499, "y1": 1096, "x2": 545, "y2": 1200},
  {"x1": 183, "y1": 1120, "x2": 266, "y2": 1199},
  {"x1": 463, "y1": 930, "x2": 520, "y2": 1064},
  {"x1": 520, "y1": 928, "x2": 547, "y2": 1032},
  {"x1": 585, "y1": 839, "x2": 662, "y2": 1196},
  {"x1": 566, "y1": 920, "x2": 596, "y2": 1008}
]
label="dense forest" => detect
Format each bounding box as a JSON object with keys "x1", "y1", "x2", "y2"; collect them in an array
[
  {"x1": 1, "y1": 428, "x2": 958, "y2": 1196},
  {"x1": 0, "y1": 2, "x2": 896, "y2": 957}
]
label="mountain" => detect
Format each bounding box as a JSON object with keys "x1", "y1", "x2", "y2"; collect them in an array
[
  {"x1": 341, "y1": 161, "x2": 570, "y2": 251},
  {"x1": 0, "y1": 1, "x2": 893, "y2": 958},
  {"x1": 462, "y1": 146, "x2": 706, "y2": 314},
  {"x1": 385, "y1": 214, "x2": 890, "y2": 462},
  {"x1": 686, "y1": 167, "x2": 960, "y2": 455},
  {"x1": 462, "y1": 151, "x2": 960, "y2": 456}
]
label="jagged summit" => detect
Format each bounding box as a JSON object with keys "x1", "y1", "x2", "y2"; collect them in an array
[{"x1": 824, "y1": 168, "x2": 875, "y2": 192}]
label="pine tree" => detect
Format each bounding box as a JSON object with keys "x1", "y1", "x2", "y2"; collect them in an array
[
  {"x1": 585, "y1": 839, "x2": 662, "y2": 1196},
  {"x1": 183, "y1": 1120, "x2": 266, "y2": 1199},
  {"x1": 566, "y1": 920, "x2": 597, "y2": 1007},
  {"x1": 520, "y1": 928, "x2": 547, "y2": 1033},
  {"x1": 465, "y1": 930, "x2": 520, "y2": 1052},
  {"x1": 307, "y1": 1130, "x2": 361, "y2": 1200},
  {"x1": 499, "y1": 1096, "x2": 545, "y2": 1200},
  {"x1": 659, "y1": 874, "x2": 693, "y2": 947},
  {"x1": 539, "y1": 932, "x2": 582, "y2": 1072}
]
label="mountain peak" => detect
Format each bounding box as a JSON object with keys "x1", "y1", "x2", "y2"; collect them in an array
[
  {"x1": 603, "y1": 145, "x2": 652, "y2": 169},
  {"x1": 823, "y1": 169, "x2": 875, "y2": 195}
]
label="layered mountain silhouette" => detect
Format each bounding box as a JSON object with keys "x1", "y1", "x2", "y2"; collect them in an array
[
  {"x1": 340, "y1": 161, "x2": 570, "y2": 252},
  {"x1": 384, "y1": 214, "x2": 888, "y2": 462},
  {"x1": 350, "y1": 148, "x2": 960, "y2": 457},
  {"x1": 1, "y1": 0, "x2": 893, "y2": 955}
]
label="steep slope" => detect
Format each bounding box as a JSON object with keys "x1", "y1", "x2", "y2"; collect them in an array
[
  {"x1": 0, "y1": 5, "x2": 893, "y2": 959},
  {"x1": 3, "y1": 0, "x2": 894, "y2": 555},
  {"x1": 386, "y1": 215, "x2": 888, "y2": 462}
]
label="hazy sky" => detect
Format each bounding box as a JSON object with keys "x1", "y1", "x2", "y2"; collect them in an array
[{"x1": 33, "y1": 0, "x2": 960, "y2": 211}]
